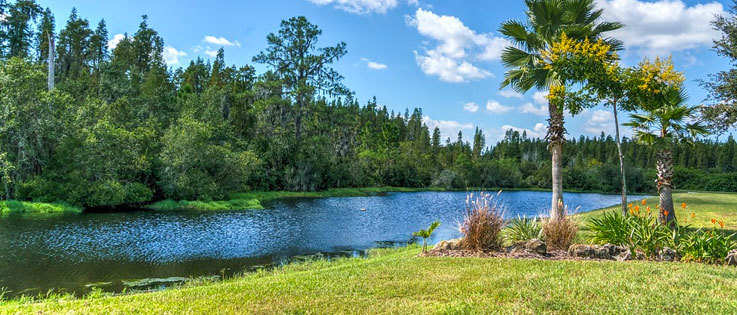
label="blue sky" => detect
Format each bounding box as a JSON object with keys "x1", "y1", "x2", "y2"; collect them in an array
[{"x1": 40, "y1": 0, "x2": 734, "y2": 143}]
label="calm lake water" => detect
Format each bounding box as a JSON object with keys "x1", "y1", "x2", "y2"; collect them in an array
[{"x1": 0, "y1": 191, "x2": 646, "y2": 297}]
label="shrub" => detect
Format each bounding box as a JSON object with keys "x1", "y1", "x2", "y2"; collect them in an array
[
  {"x1": 542, "y1": 217, "x2": 578, "y2": 251},
  {"x1": 460, "y1": 192, "x2": 506, "y2": 251},
  {"x1": 506, "y1": 215, "x2": 542, "y2": 243},
  {"x1": 681, "y1": 229, "x2": 737, "y2": 264},
  {"x1": 587, "y1": 211, "x2": 630, "y2": 246},
  {"x1": 587, "y1": 211, "x2": 682, "y2": 259}
]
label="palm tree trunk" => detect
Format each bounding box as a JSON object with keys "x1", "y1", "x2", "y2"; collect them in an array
[
  {"x1": 612, "y1": 101, "x2": 628, "y2": 215},
  {"x1": 656, "y1": 149, "x2": 676, "y2": 225},
  {"x1": 548, "y1": 101, "x2": 565, "y2": 220}
]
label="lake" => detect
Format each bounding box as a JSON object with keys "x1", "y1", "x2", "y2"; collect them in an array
[{"x1": 0, "y1": 191, "x2": 645, "y2": 297}]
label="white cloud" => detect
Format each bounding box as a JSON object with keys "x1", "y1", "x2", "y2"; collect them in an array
[
  {"x1": 107, "y1": 34, "x2": 127, "y2": 50},
  {"x1": 463, "y1": 102, "x2": 480, "y2": 113},
  {"x1": 414, "y1": 50, "x2": 491, "y2": 83},
  {"x1": 407, "y1": 9, "x2": 508, "y2": 83},
  {"x1": 532, "y1": 91, "x2": 549, "y2": 106},
  {"x1": 203, "y1": 36, "x2": 241, "y2": 47},
  {"x1": 422, "y1": 115, "x2": 474, "y2": 140},
  {"x1": 490, "y1": 123, "x2": 547, "y2": 141},
  {"x1": 163, "y1": 46, "x2": 187, "y2": 65},
  {"x1": 499, "y1": 89, "x2": 523, "y2": 99},
  {"x1": 307, "y1": 0, "x2": 417, "y2": 14},
  {"x1": 361, "y1": 58, "x2": 388, "y2": 70},
  {"x1": 583, "y1": 109, "x2": 627, "y2": 136},
  {"x1": 597, "y1": 0, "x2": 726, "y2": 56},
  {"x1": 204, "y1": 49, "x2": 219, "y2": 58},
  {"x1": 520, "y1": 102, "x2": 548, "y2": 116},
  {"x1": 486, "y1": 100, "x2": 513, "y2": 114}
]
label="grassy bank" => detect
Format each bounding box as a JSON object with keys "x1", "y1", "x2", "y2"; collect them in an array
[
  {"x1": 3, "y1": 245, "x2": 737, "y2": 314},
  {"x1": 0, "y1": 200, "x2": 82, "y2": 214},
  {"x1": 146, "y1": 187, "x2": 446, "y2": 211},
  {"x1": 580, "y1": 191, "x2": 737, "y2": 231}
]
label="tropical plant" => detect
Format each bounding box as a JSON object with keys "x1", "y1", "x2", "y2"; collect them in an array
[
  {"x1": 460, "y1": 192, "x2": 506, "y2": 251},
  {"x1": 499, "y1": 0, "x2": 623, "y2": 220},
  {"x1": 506, "y1": 215, "x2": 542, "y2": 243},
  {"x1": 413, "y1": 221, "x2": 440, "y2": 254},
  {"x1": 588, "y1": 210, "x2": 686, "y2": 259},
  {"x1": 625, "y1": 83, "x2": 708, "y2": 225},
  {"x1": 681, "y1": 228, "x2": 737, "y2": 264}
]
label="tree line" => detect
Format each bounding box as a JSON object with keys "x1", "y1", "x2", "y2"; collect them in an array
[{"x1": 1, "y1": 0, "x2": 737, "y2": 210}]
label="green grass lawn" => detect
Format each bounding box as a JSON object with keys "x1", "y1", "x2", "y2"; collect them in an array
[
  {"x1": 2, "y1": 245, "x2": 737, "y2": 314},
  {"x1": 580, "y1": 191, "x2": 737, "y2": 232}
]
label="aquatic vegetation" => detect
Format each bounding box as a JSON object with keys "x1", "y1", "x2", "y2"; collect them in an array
[{"x1": 0, "y1": 200, "x2": 82, "y2": 214}]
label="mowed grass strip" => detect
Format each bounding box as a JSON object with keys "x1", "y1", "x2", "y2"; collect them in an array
[{"x1": 2, "y1": 245, "x2": 737, "y2": 314}]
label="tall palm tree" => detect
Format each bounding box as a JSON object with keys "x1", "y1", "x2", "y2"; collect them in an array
[
  {"x1": 625, "y1": 87, "x2": 707, "y2": 225},
  {"x1": 499, "y1": 0, "x2": 622, "y2": 220}
]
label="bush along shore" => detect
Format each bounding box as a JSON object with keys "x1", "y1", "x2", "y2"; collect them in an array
[{"x1": 0, "y1": 200, "x2": 82, "y2": 214}]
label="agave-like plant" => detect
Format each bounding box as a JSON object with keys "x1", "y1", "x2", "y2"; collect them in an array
[
  {"x1": 625, "y1": 86, "x2": 707, "y2": 225},
  {"x1": 413, "y1": 221, "x2": 440, "y2": 254}
]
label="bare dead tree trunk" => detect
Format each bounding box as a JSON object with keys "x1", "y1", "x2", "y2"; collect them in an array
[
  {"x1": 548, "y1": 100, "x2": 565, "y2": 220},
  {"x1": 657, "y1": 149, "x2": 676, "y2": 225},
  {"x1": 612, "y1": 101, "x2": 628, "y2": 215},
  {"x1": 48, "y1": 34, "x2": 55, "y2": 91}
]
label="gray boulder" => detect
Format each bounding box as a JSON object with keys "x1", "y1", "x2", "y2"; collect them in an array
[
  {"x1": 568, "y1": 244, "x2": 629, "y2": 260},
  {"x1": 433, "y1": 238, "x2": 462, "y2": 251},
  {"x1": 727, "y1": 250, "x2": 737, "y2": 266},
  {"x1": 525, "y1": 238, "x2": 547, "y2": 255},
  {"x1": 658, "y1": 247, "x2": 678, "y2": 262}
]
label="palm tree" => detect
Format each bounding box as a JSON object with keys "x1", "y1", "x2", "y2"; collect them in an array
[
  {"x1": 413, "y1": 221, "x2": 440, "y2": 254},
  {"x1": 499, "y1": 0, "x2": 623, "y2": 220},
  {"x1": 625, "y1": 87, "x2": 707, "y2": 225}
]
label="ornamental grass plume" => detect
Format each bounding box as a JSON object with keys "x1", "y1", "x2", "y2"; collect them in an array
[{"x1": 459, "y1": 191, "x2": 506, "y2": 252}]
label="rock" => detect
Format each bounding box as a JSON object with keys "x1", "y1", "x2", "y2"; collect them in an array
[
  {"x1": 433, "y1": 238, "x2": 462, "y2": 251},
  {"x1": 525, "y1": 238, "x2": 547, "y2": 255},
  {"x1": 568, "y1": 244, "x2": 629, "y2": 260},
  {"x1": 658, "y1": 247, "x2": 678, "y2": 262},
  {"x1": 727, "y1": 250, "x2": 737, "y2": 266},
  {"x1": 505, "y1": 242, "x2": 526, "y2": 254},
  {"x1": 568, "y1": 244, "x2": 595, "y2": 258}
]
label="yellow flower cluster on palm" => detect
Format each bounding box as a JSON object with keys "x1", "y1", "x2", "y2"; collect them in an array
[
  {"x1": 636, "y1": 57, "x2": 684, "y2": 93},
  {"x1": 547, "y1": 84, "x2": 566, "y2": 102},
  {"x1": 542, "y1": 32, "x2": 616, "y2": 69}
]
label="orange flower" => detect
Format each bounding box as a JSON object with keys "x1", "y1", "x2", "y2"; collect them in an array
[
  {"x1": 642, "y1": 199, "x2": 647, "y2": 205},
  {"x1": 664, "y1": 210, "x2": 669, "y2": 216},
  {"x1": 629, "y1": 208, "x2": 635, "y2": 215},
  {"x1": 635, "y1": 205, "x2": 640, "y2": 212},
  {"x1": 690, "y1": 213, "x2": 695, "y2": 219},
  {"x1": 711, "y1": 218, "x2": 717, "y2": 224},
  {"x1": 646, "y1": 207, "x2": 651, "y2": 213},
  {"x1": 719, "y1": 220, "x2": 725, "y2": 229},
  {"x1": 681, "y1": 202, "x2": 687, "y2": 209},
  {"x1": 628, "y1": 203, "x2": 633, "y2": 209}
]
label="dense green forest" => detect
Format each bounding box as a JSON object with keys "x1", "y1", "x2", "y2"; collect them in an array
[{"x1": 1, "y1": 1, "x2": 736, "y2": 209}]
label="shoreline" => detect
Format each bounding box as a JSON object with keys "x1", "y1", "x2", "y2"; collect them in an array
[{"x1": 2, "y1": 187, "x2": 659, "y2": 214}]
